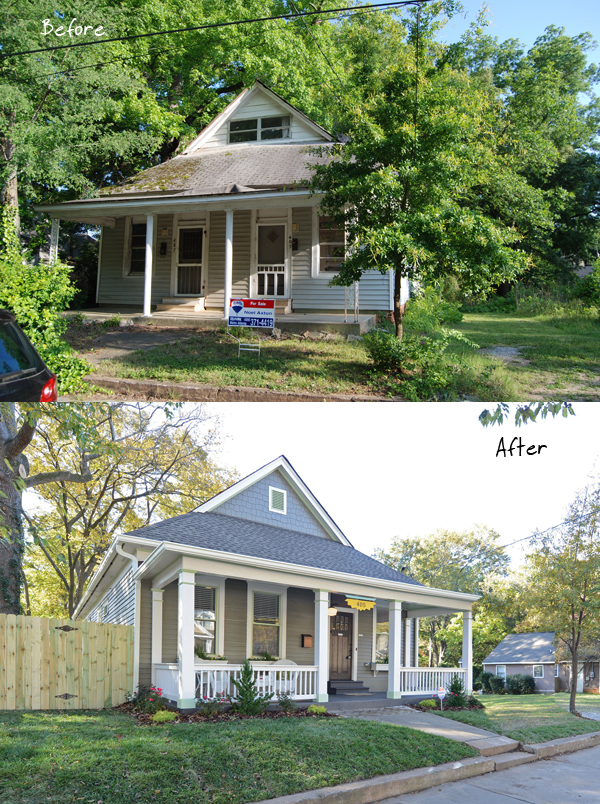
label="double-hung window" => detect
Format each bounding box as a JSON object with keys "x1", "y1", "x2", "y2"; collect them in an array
[
  {"x1": 128, "y1": 222, "x2": 146, "y2": 274},
  {"x1": 533, "y1": 665, "x2": 544, "y2": 678},
  {"x1": 194, "y1": 586, "x2": 217, "y2": 655},
  {"x1": 253, "y1": 591, "x2": 280, "y2": 657},
  {"x1": 375, "y1": 607, "x2": 389, "y2": 663},
  {"x1": 496, "y1": 665, "x2": 506, "y2": 680},
  {"x1": 318, "y1": 216, "x2": 346, "y2": 273}
]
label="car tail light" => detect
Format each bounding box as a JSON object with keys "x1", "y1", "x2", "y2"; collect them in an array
[{"x1": 40, "y1": 375, "x2": 57, "y2": 402}]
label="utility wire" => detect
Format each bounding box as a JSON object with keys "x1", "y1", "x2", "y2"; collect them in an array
[
  {"x1": 500, "y1": 509, "x2": 600, "y2": 550},
  {"x1": 1, "y1": 0, "x2": 434, "y2": 59}
]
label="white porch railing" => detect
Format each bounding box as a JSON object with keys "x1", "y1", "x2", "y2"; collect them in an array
[
  {"x1": 195, "y1": 665, "x2": 318, "y2": 701},
  {"x1": 400, "y1": 667, "x2": 467, "y2": 694}
]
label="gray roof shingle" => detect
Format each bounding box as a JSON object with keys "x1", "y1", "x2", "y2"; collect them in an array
[
  {"x1": 101, "y1": 144, "x2": 332, "y2": 197},
  {"x1": 128, "y1": 511, "x2": 422, "y2": 586},
  {"x1": 483, "y1": 632, "x2": 555, "y2": 665}
]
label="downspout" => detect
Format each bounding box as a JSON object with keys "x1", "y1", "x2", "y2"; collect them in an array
[{"x1": 116, "y1": 542, "x2": 141, "y2": 693}]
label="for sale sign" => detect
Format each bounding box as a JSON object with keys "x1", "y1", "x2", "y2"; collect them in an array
[{"x1": 228, "y1": 299, "x2": 275, "y2": 328}]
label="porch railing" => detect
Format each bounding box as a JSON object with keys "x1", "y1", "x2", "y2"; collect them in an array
[
  {"x1": 400, "y1": 667, "x2": 467, "y2": 694},
  {"x1": 195, "y1": 665, "x2": 318, "y2": 701}
]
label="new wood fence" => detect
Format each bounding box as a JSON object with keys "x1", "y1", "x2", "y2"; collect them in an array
[{"x1": 0, "y1": 614, "x2": 134, "y2": 710}]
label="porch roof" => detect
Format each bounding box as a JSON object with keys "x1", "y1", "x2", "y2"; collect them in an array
[{"x1": 126, "y1": 511, "x2": 422, "y2": 586}]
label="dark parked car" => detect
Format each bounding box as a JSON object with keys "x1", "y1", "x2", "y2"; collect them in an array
[{"x1": 0, "y1": 310, "x2": 57, "y2": 401}]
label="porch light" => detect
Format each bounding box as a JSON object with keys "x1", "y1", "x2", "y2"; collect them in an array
[{"x1": 328, "y1": 607, "x2": 338, "y2": 616}]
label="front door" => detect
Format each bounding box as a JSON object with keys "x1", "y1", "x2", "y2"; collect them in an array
[
  {"x1": 256, "y1": 224, "x2": 286, "y2": 297},
  {"x1": 329, "y1": 613, "x2": 352, "y2": 680},
  {"x1": 177, "y1": 226, "x2": 203, "y2": 295}
]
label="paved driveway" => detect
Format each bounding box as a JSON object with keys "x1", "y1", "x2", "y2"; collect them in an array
[{"x1": 383, "y1": 744, "x2": 600, "y2": 803}]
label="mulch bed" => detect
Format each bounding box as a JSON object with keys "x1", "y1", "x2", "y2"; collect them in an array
[
  {"x1": 410, "y1": 702, "x2": 485, "y2": 713},
  {"x1": 116, "y1": 701, "x2": 338, "y2": 725}
]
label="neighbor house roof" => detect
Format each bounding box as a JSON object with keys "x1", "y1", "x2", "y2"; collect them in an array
[
  {"x1": 126, "y1": 511, "x2": 423, "y2": 586},
  {"x1": 483, "y1": 632, "x2": 555, "y2": 665},
  {"x1": 99, "y1": 143, "x2": 333, "y2": 198}
]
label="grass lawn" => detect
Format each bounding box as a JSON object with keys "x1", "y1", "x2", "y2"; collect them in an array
[
  {"x1": 454, "y1": 311, "x2": 600, "y2": 401},
  {"x1": 438, "y1": 694, "x2": 600, "y2": 744},
  {"x1": 0, "y1": 709, "x2": 477, "y2": 804}
]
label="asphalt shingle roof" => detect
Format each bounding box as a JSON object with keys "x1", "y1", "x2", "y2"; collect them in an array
[
  {"x1": 483, "y1": 632, "x2": 555, "y2": 665},
  {"x1": 128, "y1": 511, "x2": 422, "y2": 586},
  {"x1": 101, "y1": 144, "x2": 332, "y2": 197}
]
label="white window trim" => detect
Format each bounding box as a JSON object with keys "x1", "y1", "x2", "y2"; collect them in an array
[
  {"x1": 496, "y1": 665, "x2": 506, "y2": 679},
  {"x1": 555, "y1": 664, "x2": 560, "y2": 677},
  {"x1": 194, "y1": 575, "x2": 225, "y2": 658},
  {"x1": 269, "y1": 486, "x2": 287, "y2": 515},
  {"x1": 533, "y1": 664, "x2": 544, "y2": 678},
  {"x1": 372, "y1": 605, "x2": 390, "y2": 665},
  {"x1": 246, "y1": 582, "x2": 287, "y2": 660},
  {"x1": 312, "y1": 207, "x2": 346, "y2": 278},
  {"x1": 122, "y1": 215, "x2": 150, "y2": 279},
  {"x1": 228, "y1": 115, "x2": 292, "y2": 145}
]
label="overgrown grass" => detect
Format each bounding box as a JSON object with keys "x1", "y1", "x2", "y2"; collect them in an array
[
  {"x1": 0, "y1": 709, "x2": 477, "y2": 804},
  {"x1": 437, "y1": 694, "x2": 600, "y2": 744}
]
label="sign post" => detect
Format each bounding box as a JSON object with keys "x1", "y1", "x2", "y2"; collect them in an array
[
  {"x1": 227, "y1": 299, "x2": 275, "y2": 357},
  {"x1": 437, "y1": 686, "x2": 446, "y2": 712}
]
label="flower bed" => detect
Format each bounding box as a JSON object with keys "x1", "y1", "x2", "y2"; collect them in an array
[{"x1": 117, "y1": 701, "x2": 338, "y2": 726}]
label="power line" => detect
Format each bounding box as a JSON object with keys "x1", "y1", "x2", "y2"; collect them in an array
[
  {"x1": 1, "y1": 0, "x2": 433, "y2": 60},
  {"x1": 500, "y1": 509, "x2": 600, "y2": 550}
]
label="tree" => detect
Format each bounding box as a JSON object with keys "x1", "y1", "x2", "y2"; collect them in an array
[
  {"x1": 374, "y1": 526, "x2": 509, "y2": 665},
  {"x1": 520, "y1": 483, "x2": 600, "y2": 713},
  {"x1": 310, "y1": 3, "x2": 541, "y2": 338},
  {"x1": 21, "y1": 403, "x2": 236, "y2": 617},
  {"x1": 479, "y1": 402, "x2": 575, "y2": 427}
]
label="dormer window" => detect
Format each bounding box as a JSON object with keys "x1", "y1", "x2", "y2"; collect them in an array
[
  {"x1": 229, "y1": 116, "x2": 291, "y2": 144},
  {"x1": 269, "y1": 486, "x2": 287, "y2": 514}
]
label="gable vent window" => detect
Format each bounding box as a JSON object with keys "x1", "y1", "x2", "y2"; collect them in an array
[
  {"x1": 194, "y1": 586, "x2": 216, "y2": 656},
  {"x1": 229, "y1": 116, "x2": 291, "y2": 144},
  {"x1": 269, "y1": 486, "x2": 287, "y2": 515},
  {"x1": 253, "y1": 592, "x2": 280, "y2": 657}
]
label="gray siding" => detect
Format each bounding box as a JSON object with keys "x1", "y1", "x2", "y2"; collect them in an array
[
  {"x1": 206, "y1": 210, "x2": 250, "y2": 309},
  {"x1": 483, "y1": 662, "x2": 557, "y2": 692},
  {"x1": 162, "y1": 581, "x2": 178, "y2": 663},
  {"x1": 139, "y1": 580, "x2": 152, "y2": 686},
  {"x1": 291, "y1": 206, "x2": 392, "y2": 312},
  {"x1": 224, "y1": 578, "x2": 247, "y2": 662},
  {"x1": 97, "y1": 214, "x2": 173, "y2": 306},
  {"x1": 286, "y1": 588, "x2": 315, "y2": 665},
  {"x1": 87, "y1": 566, "x2": 135, "y2": 626},
  {"x1": 215, "y1": 469, "x2": 331, "y2": 539}
]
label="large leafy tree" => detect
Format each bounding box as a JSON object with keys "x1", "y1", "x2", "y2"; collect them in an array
[
  {"x1": 374, "y1": 526, "x2": 509, "y2": 665},
  {"x1": 310, "y1": 3, "x2": 544, "y2": 338}
]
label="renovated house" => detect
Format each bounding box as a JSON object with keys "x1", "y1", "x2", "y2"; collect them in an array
[
  {"x1": 73, "y1": 456, "x2": 477, "y2": 709},
  {"x1": 37, "y1": 82, "x2": 407, "y2": 323},
  {"x1": 482, "y1": 632, "x2": 568, "y2": 692}
]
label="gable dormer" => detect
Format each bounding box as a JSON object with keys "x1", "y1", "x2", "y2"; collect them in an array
[{"x1": 181, "y1": 82, "x2": 333, "y2": 154}]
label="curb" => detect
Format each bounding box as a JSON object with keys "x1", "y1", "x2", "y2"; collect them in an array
[
  {"x1": 86, "y1": 376, "x2": 396, "y2": 403},
  {"x1": 522, "y1": 730, "x2": 600, "y2": 758}
]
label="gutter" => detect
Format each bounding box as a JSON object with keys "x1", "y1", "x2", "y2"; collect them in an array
[{"x1": 116, "y1": 542, "x2": 141, "y2": 691}]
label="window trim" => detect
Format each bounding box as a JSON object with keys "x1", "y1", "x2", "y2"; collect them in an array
[
  {"x1": 246, "y1": 582, "x2": 287, "y2": 659},
  {"x1": 496, "y1": 665, "x2": 506, "y2": 679},
  {"x1": 372, "y1": 605, "x2": 390, "y2": 665},
  {"x1": 555, "y1": 664, "x2": 560, "y2": 677},
  {"x1": 194, "y1": 575, "x2": 225, "y2": 658},
  {"x1": 228, "y1": 115, "x2": 292, "y2": 145},
  {"x1": 122, "y1": 215, "x2": 151, "y2": 278},
  {"x1": 269, "y1": 486, "x2": 287, "y2": 515},
  {"x1": 311, "y1": 207, "x2": 347, "y2": 277},
  {"x1": 533, "y1": 664, "x2": 544, "y2": 679}
]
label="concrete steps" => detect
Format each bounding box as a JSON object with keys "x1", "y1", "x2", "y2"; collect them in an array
[
  {"x1": 463, "y1": 735, "x2": 520, "y2": 756},
  {"x1": 156, "y1": 297, "x2": 206, "y2": 312}
]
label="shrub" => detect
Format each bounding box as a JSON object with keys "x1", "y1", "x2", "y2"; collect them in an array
[
  {"x1": 479, "y1": 671, "x2": 494, "y2": 693},
  {"x1": 307, "y1": 705, "x2": 327, "y2": 715},
  {"x1": 152, "y1": 709, "x2": 178, "y2": 723},
  {"x1": 446, "y1": 673, "x2": 467, "y2": 708},
  {"x1": 404, "y1": 284, "x2": 464, "y2": 331},
  {"x1": 126, "y1": 684, "x2": 165, "y2": 715},
  {"x1": 419, "y1": 698, "x2": 438, "y2": 710},
  {"x1": 195, "y1": 693, "x2": 228, "y2": 716},
  {"x1": 465, "y1": 695, "x2": 485, "y2": 709},
  {"x1": 229, "y1": 659, "x2": 273, "y2": 715},
  {"x1": 488, "y1": 675, "x2": 505, "y2": 694},
  {"x1": 506, "y1": 673, "x2": 536, "y2": 695},
  {"x1": 276, "y1": 690, "x2": 298, "y2": 713}
]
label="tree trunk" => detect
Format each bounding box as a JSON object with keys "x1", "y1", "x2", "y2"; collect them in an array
[
  {"x1": 0, "y1": 407, "x2": 26, "y2": 613},
  {"x1": 1, "y1": 113, "x2": 20, "y2": 236},
  {"x1": 393, "y1": 269, "x2": 407, "y2": 340},
  {"x1": 570, "y1": 645, "x2": 579, "y2": 714}
]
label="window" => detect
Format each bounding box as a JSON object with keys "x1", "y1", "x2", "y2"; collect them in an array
[
  {"x1": 375, "y1": 607, "x2": 389, "y2": 663},
  {"x1": 194, "y1": 586, "x2": 217, "y2": 655},
  {"x1": 269, "y1": 486, "x2": 287, "y2": 514},
  {"x1": 253, "y1": 591, "x2": 280, "y2": 656},
  {"x1": 496, "y1": 665, "x2": 506, "y2": 679},
  {"x1": 228, "y1": 116, "x2": 291, "y2": 144},
  {"x1": 318, "y1": 216, "x2": 345, "y2": 273},
  {"x1": 555, "y1": 664, "x2": 560, "y2": 677},
  {"x1": 533, "y1": 665, "x2": 544, "y2": 678},
  {"x1": 129, "y1": 223, "x2": 146, "y2": 274}
]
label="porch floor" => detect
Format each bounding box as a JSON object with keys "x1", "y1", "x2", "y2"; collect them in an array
[
  {"x1": 66, "y1": 307, "x2": 377, "y2": 335},
  {"x1": 320, "y1": 692, "x2": 432, "y2": 711}
]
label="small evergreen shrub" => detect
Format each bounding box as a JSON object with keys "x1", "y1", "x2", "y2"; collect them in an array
[
  {"x1": 479, "y1": 671, "x2": 494, "y2": 693},
  {"x1": 505, "y1": 673, "x2": 536, "y2": 695},
  {"x1": 488, "y1": 675, "x2": 506, "y2": 694},
  {"x1": 229, "y1": 659, "x2": 273, "y2": 715},
  {"x1": 446, "y1": 673, "x2": 467, "y2": 708},
  {"x1": 151, "y1": 709, "x2": 177, "y2": 723},
  {"x1": 307, "y1": 705, "x2": 327, "y2": 715},
  {"x1": 419, "y1": 698, "x2": 438, "y2": 710},
  {"x1": 276, "y1": 690, "x2": 298, "y2": 713}
]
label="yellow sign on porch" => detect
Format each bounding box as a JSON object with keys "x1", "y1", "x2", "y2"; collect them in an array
[{"x1": 345, "y1": 598, "x2": 376, "y2": 611}]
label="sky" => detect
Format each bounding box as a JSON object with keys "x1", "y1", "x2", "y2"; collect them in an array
[{"x1": 207, "y1": 402, "x2": 600, "y2": 569}]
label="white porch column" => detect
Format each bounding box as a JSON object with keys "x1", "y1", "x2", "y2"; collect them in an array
[
  {"x1": 314, "y1": 589, "x2": 330, "y2": 702},
  {"x1": 404, "y1": 618, "x2": 412, "y2": 667},
  {"x1": 177, "y1": 568, "x2": 196, "y2": 708},
  {"x1": 151, "y1": 588, "x2": 164, "y2": 684},
  {"x1": 387, "y1": 600, "x2": 402, "y2": 699},
  {"x1": 223, "y1": 209, "x2": 233, "y2": 318},
  {"x1": 414, "y1": 618, "x2": 419, "y2": 667},
  {"x1": 462, "y1": 611, "x2": 473, "y2": 693},
  {"x1": 49, "y1": 218, "x2": 59, "y2": 262},
  {"x1": 143, "y1": 213, "x2": 156, "y2": 317}
]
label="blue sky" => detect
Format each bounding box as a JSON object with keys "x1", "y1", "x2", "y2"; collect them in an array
[{"x1": 437, "y1": 0, "x2": 598, "y2": 59}]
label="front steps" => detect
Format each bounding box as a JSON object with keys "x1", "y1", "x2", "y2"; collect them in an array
[{"x1": 328, "y1": 680, "x2": 375, "y2": 696}]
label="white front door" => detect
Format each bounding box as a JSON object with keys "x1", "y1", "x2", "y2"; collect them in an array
[{"x1": 256, "y1": 223, "x2": 288, "y2": 298}]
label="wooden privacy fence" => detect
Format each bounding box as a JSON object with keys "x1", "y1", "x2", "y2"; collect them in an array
[{"x1": 0, "y1": 614, "x2": 134, "y2": 711}]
